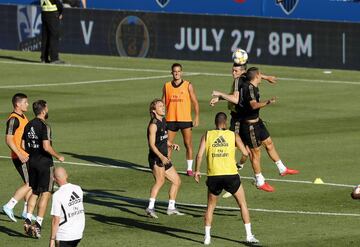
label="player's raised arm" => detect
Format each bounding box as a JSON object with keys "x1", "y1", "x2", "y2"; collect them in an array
[{"x1": 261, "y1": 74, "x2": 277, "y2": 84}]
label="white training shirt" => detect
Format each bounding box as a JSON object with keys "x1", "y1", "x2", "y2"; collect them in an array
[{"x1": 51, "y1": 183, "x2": 85, "y2": 241}]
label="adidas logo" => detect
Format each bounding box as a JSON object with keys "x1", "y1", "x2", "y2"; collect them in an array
[
  {"x1": 212, "y1": 136, "x2": 229, "y2": 147},
  {"x1": 68, "y1": 191, "x2": 81, "y2": 206},
  {"x1": 27, "y1": 126, "x2": 38, "y2": 139}
]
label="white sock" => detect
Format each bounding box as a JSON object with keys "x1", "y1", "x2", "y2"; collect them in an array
[
  {"x1": 168, "y1": 200, "x2": 176, "y2": 210},
  {"x1": 186, "y1": 160, "x2": 193, "y2": 171},
  {"x1": 23, "y1": 202, "x2": 28, "y2": 214},
  {"x1": 255, "y1": 173, "x2": 265, "y2": 187},
  {"x1": 148, "y1": 198, "x2": 155, "y2": 210},
  {"x1": 275, "y1": 160, "x2": 287, "y2": 173},
  {"x1": 5, "y1": 197, "x2": 18, "y2": 209},
  {"x1": 36, "y1": 216, "x2": 43, "y2": 226},
  {"x1": 26, "y1": 213, "x2": 33, "y2": 222},
  {"x1": 205, "y1": 225, "x2": 211, "y2": 237},
  {"x1": 244, "y1": 223, "x2": 253, "y2": 238}
]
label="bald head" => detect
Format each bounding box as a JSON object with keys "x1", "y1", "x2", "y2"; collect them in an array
[{"x1": 54, "y1": 166, "x2": 68, "y2": 186}]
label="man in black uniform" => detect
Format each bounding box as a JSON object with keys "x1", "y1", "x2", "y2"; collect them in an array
[
  {"x1": 22, "y1": 100, "x2": 64, "y2": 238},
  {"x1": 40, "y1": 0, "x2": 64, "y2": 63},
  {"x1": 238, "y1": 67, "x2": 299, "y2": 192},
  {"x1": 145, "y1": 99, "x2": 184, "y2": 218}
]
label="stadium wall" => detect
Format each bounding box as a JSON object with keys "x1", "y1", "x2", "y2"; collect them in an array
[
  {"x1": 1, "y1": 0, "x2": 360, "y2": 22},
  {"x1": 1, "y1": 4, "x2": 359, "y2": 70}
]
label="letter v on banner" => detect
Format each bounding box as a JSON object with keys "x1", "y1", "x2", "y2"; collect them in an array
[{"x1": 80, "y1": 20, "x2": 94, "y2": 45}]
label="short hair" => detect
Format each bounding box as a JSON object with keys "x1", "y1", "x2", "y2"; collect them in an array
[
  {"x1": 33, "y1": 100, "x2": 47, "y2": 116},
  {"x1": 245, "y1": 67, "x2": 259, "y2": 81},
  {"x1": 233, "y1": 63, "x2": 247, "y2": 71},
  {"x1": 149, "y1": 98, "x2": 163, "y2": 118},
  {"x1": 215, "y1": 112, "x2": 227, "y2": 126},
  {"x1": 171, "y1": 63, "x2": 182, "y2": 71},
  {"x1": 12, "y1": 93, "x2": 27, "y2": 107}
]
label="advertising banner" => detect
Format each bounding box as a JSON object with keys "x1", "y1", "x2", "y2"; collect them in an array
[{"x1": 1, "y1": 5, "x2": 359, "y2": 70}]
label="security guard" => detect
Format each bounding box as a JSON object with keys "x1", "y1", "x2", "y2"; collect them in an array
[{"x1": 40, "y1": 0, "x2": 64, "y2": 64}]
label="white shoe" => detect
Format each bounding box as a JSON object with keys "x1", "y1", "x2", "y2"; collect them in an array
[
  {"x1": 145, "y1": 208, "x2": 158, "y2": 219},
  {"x1": 167, "y1": 208, "x2": 185, "y2": 216},
  {"x1": 204, "y1": 236, "x2": 211, "y2": 245},
  {"x1": 222, "y1": 192, "x2": 232, "y2": 198},
  {"x1": 246, "y1": 235, "x2": 259, "y2": 243},
  {"x1": 3, "y1": 205, "x2": 17, "y2": 222}
]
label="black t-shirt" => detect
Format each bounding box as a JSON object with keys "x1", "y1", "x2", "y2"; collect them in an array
[
  {"x1": 22, "y1": 118, "x2": 52, "y2": 160},
  {"x1": 230, "y1": 75, "x2": 248, "y2": 121},
  {"x1": 147, "y1": 118, "x2": 168, "y2": 159},
  {"x1": 239, "y1": 81, "x2": 260, "y2": 120}
]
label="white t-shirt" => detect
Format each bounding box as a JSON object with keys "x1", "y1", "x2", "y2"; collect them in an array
[{"x1": 51, "y1": 183, "x2": 85, "y2": 241}]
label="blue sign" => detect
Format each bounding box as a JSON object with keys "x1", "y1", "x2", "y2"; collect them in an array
[{"x1": 1, "y1": 0, "x2": 360, "y2": 22}]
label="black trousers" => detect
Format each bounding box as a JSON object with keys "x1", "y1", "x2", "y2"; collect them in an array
[{"x1": 41, "y1": 11, "x2": 60, "y2": 62}]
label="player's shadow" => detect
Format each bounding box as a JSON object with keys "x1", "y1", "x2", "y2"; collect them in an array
[
  {"x1": 0, "y1": 225, "x2": 27, "y2": 238},
  {"x1": 62, "y1": 152, "x2": 151, "y2": 174},
  {"x1": 87, "y1": 212, "x2": 250, "y2": 245},
  {"x1": 0, "y1": 55, "x2": 39, "y2": 63},
  {"x1": 84, "y1": 189, "x2": 237, "y2": 218}
]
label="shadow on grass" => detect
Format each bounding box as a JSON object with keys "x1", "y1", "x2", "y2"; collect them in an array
[
  {"x1": 0, "y1": 225, "x2": 27, "y2": 238},
  {"x1": 62, "y1": 152, "x2": 151, "y2": 174},
  {"x1": 84, "y1": 189, "x2": 238, "y2": 219},
  {"x1": 87, "y1": 211, "x2": 251, "y2": 245},
  {"x1": 0, "y1": 55, "x2": 39, "y2": 63}
]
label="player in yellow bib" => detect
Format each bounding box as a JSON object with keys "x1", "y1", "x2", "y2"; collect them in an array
[{"x1": 194, "y1": 112, "x2": 259, "y2": 245}]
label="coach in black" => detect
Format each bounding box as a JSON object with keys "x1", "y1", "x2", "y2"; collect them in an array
[
  {"x1": 22, "y1": 100, "x2": 64, "y2": 239},
  {"x1": 40, "y1": 0, "x2": 64, "y2": 63}
]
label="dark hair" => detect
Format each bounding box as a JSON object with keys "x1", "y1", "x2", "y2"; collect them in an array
[
  {"x1": 215, "y1": 112, "x2": 227, "y2": 126},
  {"x1": 149, "y1": 98, "x2": 163, "y2": 118},
  {"x1": 12, "y1": 93, "x2": 27, "y2": 107},
  {"x1": 171, "y1": 63, "x2": 182, "y2": 71},
  {"x1": 233, "y1": 63, "x2": 247, "y2": 70},
  {"x1": 33, "y1": 100, "x2": 47, "y2": 116},
  {"x1": 245, "y1": 67, "x2": 259, "y2": 81}
]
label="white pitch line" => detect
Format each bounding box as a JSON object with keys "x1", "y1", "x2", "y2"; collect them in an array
[
  {"x1": 1, "y1": 60, "x2": 359, "y2": 86},
  {"x1": 0, "y1": 155, "x2": 354, "y2": 188},
  {"x1": 0, "y1": 74, "x2": 174, "y2": 89},
  {"x1": 86, "y1": 191, "x2": 360, "y2": 217}
]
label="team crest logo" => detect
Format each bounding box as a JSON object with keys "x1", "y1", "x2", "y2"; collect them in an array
[
  {"x1": 156, "y1": 0, "x2": 170, "y2": 8},
  {"x1": 278, "y1": 0, "x2": 299, "y2": 15},
  {"x1": 115, "y1": 16, "x2": 150, "y2": 57},
  {"x1": 17, "y1": 5, "x2": 42, "y2": 42}
]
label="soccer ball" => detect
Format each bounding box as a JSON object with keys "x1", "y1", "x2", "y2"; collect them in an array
[
  {"x1": 232, "y1": 48, "x2": 248, "y2": 65},
  {"x1": 351, "y1": 185, "x2": 360, "y2": 199}
]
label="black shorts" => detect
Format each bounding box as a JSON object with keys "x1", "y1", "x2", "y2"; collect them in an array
[
  {"x1": 240, "y1": 119, "x2": 270, "y2": 148},
  {"x1": 166, "y1": 121, "x2": 193, "y2": 132},
  {"x1": 148, "y1": 156, "x2": 173, "y2": 171},
  {"x1": 206, "y1": 174, "x2": 241, "y2": 196},
  {"x1": 12, "y1": 158, "x2": 29, "y2": 183},
  {"x1": 58, "y1": 239, "x2": 81, "y2": 247},
  {"x1": 230, "y1": 118, "x2": 241, "y2": 134},
  {"x1": 28, "y1": 157, "x2": 54, "y2": 195}
]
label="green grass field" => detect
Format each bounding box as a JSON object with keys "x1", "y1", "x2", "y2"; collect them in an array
[{"x1": 0, "y1": 49, "x2": 360, "y2": 246}]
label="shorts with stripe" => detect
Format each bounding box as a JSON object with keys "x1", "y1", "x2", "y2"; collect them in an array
[
  {"x1": 12, "y1": 158, "x2": 29, "y2": 183},
  {"x1": 148, "y1": 156, "x2": 173, "y2": 171},
  {"x1": 206, "y1": 174, "x2": 241, "y2": 196},
  {"x1": 166, "y1": 121, "x2": 193, "y2": 132},
  {"x1": 230, "y1": 118, "x2": 241, "y2": 134},
  {"x1": 240, "y1": 119, "x2": 270, "y2": 148},
  {"x1": 28, "y1": 156, "x2": 54, "y2": 195}
]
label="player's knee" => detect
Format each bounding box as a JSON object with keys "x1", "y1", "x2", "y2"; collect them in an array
[{"x1": 173, "y1": 176, "x2": 181, "y2": 187}]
